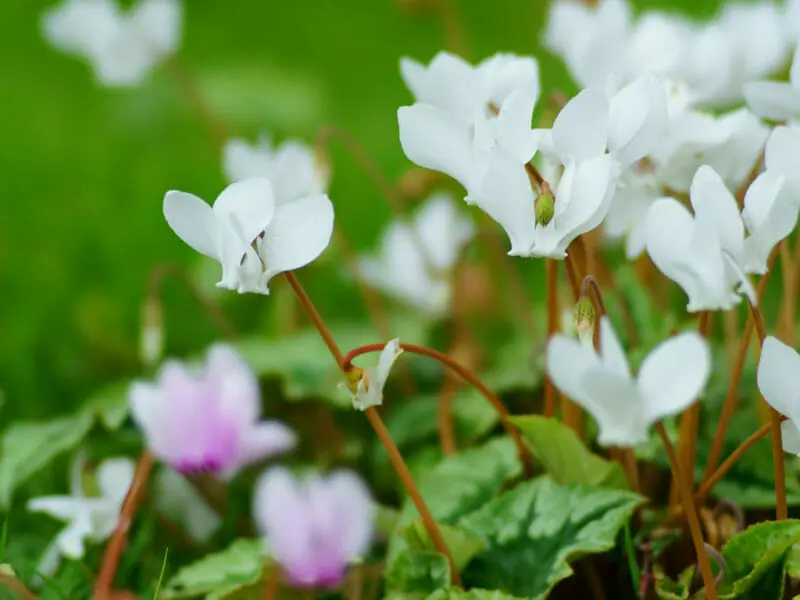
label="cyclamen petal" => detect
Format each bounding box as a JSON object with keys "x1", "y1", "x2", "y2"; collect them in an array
[
  {"x1": 350, "y1": 339, "x2": 403, "y2": 411},
  {"x1": 254, "y1": 468, "x2": 374, "y2": 589},
  {"x1": 129, "y1": 345, "x2": 296, "y2": 474},
  {"x1": 757, "y1": 336, "x2": 800, "y2": 423}
]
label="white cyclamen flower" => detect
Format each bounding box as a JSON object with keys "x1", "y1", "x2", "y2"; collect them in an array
[
  {"x1": 547, "y1": 316, "x2": 711, "y2": 446},
  {"x1": 603, "y1": 170, "x2": 661, "y2": 259},
  {"x1": 745, "y1": 44, "x2": 800, "y2": 122},
  {"x1": 346, "y1": 339, "x2": 403, "y2": 411},
  {"x1": 42, "y1": 0, "x2": 181, "y2": 87},
  {"x1": 645, "y1": 165, "x2": 758, "y2": 312},
  {"x1": 397, "y1": 51, "x2": 540, "y2": 198},
  {"x1": 757, "y1": 336, "x2": 800, "y2": 454},
  {"x1": 359, "y1": 193, "x2": 474, "y2": 316},
  {"x1": 163, "y1": 177, "x2": 334, "y2": 295},
  {"x1": 222, "y1": 136, "x2": 328, "y2": 201},
  {"x1": 28, "y1": 455, "x2": 135, "y2": 577},
  {"x1": 742, "y1": 126, "x2": 800, "y2": 274}
]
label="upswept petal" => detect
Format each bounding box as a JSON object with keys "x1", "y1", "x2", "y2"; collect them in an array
[
  {"x1": 205, "y1": 344, "x2": 262, "y2": 426},
  {"x1": 478, "y1": 53, "x2": 540, "y2": 108},
  {"x1": 546, "y1": 334, "x2": 602, "y2": 409},
  {"x1": 781, "y1": 421, "x2": 800, "y2": 455},
  {"x1": 607, "y1": 75, "x2": 667, "y2": 167},
  {"x1": 398, "y1": 104, "x2": 476, "y2": 192},
  {"x1": 551, "y1": 88, "x2": 610, "y2": 161},
  {"x1": 374, "y1": 339, "x2": 403, "y2": 390},
  {"x1": 638, "y1": 332, "x2": 710, "y2": 423},
  {"x1": 28, "y1": 497, "x2": 86, "y2": 521},
  {"x1": 765, "y1": 126, "x2": 800, "y2": 178},
  {"x1": 95, "y1": 458, "x2": 135, "y2": 506},
  {"x1": 581, "y1": 369, "x2": 646, "y2": 447},
  {"x1": 757, "y1": 336, "x2": 800, "y2": 420},
  {"x1": 790, "y1": 43, "x2": 800, "y2": 88},
  {"x1": 222, "y1": 138, "x2": 271, "y2": 183},
  {"x1": 495, "y1": 83, "x2": 539, "y2": 162},
  {"x1": 743, "y1": 172, "x2": 799, "y2": 274},
  {"x1": 472, "y1": 152, "x2": 536, "y2": 256},
  {"x1": 319, "y1": 470, "x2": 374, "y2": 560},
  {"x1": 744, "y1": 81, "x2": 800, "y2": 121},
  {"x1": 213, "y1": 178, "x2": 276, "y2": 246},
  {"x1": 414, "y1": 193, "x2": 474, "y2": 271},
  {"x1": 598, "y1": 316, "x2": 631, "y2": 380},
  {"x1": 41, "y1": 0, "x2": 119, "y2": 55},
  {"x1": 689, "y1": 165, "x2": 744, "y2": 258},
  {"x1": 554, "y1": 154, "x2": 618, "y2": 245},
  {"x1": 55, "y1": 514, "x2": 93, "y2": 558},
  {"x1": 132, "y1": 0, "x2": 181, "y2": 55},
  {"x1": 400, "y1": 52, "x2": 477, "y2": 118},
  {"x1": 271, "y1": 140, "x2": 327, "y2": 201},
  {"x1": 260, "y1": 194, "x2": 334, "y2": 281},
  {"x1": 163, "y1": 191, "x2": 219, "y2": 259},
  {"x1": 237, "y1": 422, "x2": 297, "y2": 465}
]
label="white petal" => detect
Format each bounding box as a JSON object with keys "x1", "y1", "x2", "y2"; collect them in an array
[
  {"x1": 222, "y1": 138, "x2": 271, "y2": 183},
  {"x1": 163, "y1": 191, "x2": 219, "y2": 259},
  {"x1": 479, "y1": 53, "x2": 540, "y2": 109},
  {"x1": 213, "y1": 178, "x2": 276, "y2": 246},
  {"x1": 781, "y1": 421, "x2": 800, "y2": 455},
  {"x1": 546, "y1": 334, "x2": 602, "y2": 408},
  {"x1": 790, "y1": 43, "x2": 800, "y2": 88},
  {"x1": 374, "y1": 339, "x2": 403, "y2": 390},
  {"x1": 638, "y1": 332, "x2": 710, "y2": 424},
  {"x1": 744, "y1": 81, "x2": 800, "y2": 121},
  {"x1": 607, "y1": 75, "x2": 667, "y2": 166},
  {"x1": 35, "y1": 542, "x2": 63, "y2": 579},
  {"x1": 743, "y1": 172, "x2": 799, "y2": 274},
  {"x1": 757, "y1": 336, "x2": 800, "y2": 420},
  {"x1": 270, "y1": 141, "x2": 327, "y2": 202},
  {"x1": 551, "y1": 88, "x2": 610, "y2": 161},
  {"x1": 495, "y1": 83, "x2": 539, "y2": 162},
  {"x1": 598, "y1": 316, "x2": 631, "y2": 380},
  {"x1": 95, "y1": 458, "x2": 135, "y2": 506},
  {"x1": 581, "y1": 369, "x2": 647, "y2": 447},
  {"x1": 259, "y1": 194, "x2": 334, "y2": 281},
  {"x1": 765, "y1": 126, "x2": 800, "y2": 176},
  {"x1": 414, "y1": 193, "x2": 474, "y2": 271},
  {"x1": 689, "y1": 165, "x2": 744, "y2": 259},
  {"x1": 27, "y1": 496, "x2": 84, "y2": 521},
  {"x1": 55, "y1": 516, "x2": 92, "y2": 559},
  {"x1": 132, "y1": 0, "x2": 181, "y2": 56},
  {"x1": 471, "y1": 151, "x2": 537, "y2": 256},
  {"x1": 397, "y1": 104, "x2": 476, "y2": 192},
  {"x1": 42, "y1": 0, "x2": 119, "y2": 55}
]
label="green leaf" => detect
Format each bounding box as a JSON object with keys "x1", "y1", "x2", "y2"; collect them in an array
[
  {"x1": 400, "y1": 520, "x2": 485, "y2": 571},
  {"x1": 718, "y1": 520, "x2": 800, "y2": 598},
  {"x1": 79, "y1": 380, "x2": 130, "y2": 430},
  {"x1": 425, "y1": 588, "x2": 527, "y2": 600},
  {"x1": 385, "y1": 550, "x2": 451, "y2": 597},
  {"x1": 653, "y1": 565, "x2": 694, "y2": 600},
  {"x1": 0, "y1": 411, "x2": 94, "y2": 508},
  {"x1": 510, "y1": 415, "x2": 628, "y2": 489},
  {"x1": 458, "y1": 476, "x2": 645, "y2": 599},
  {"x1": 161, "y1": 539, "x2": 266, "y2": 599}
]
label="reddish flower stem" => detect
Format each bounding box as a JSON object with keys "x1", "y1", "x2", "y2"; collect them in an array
[
  {"x1": 93, "y1": 452, "x2": 155, "y2": 600},
  {"x1": 342, "y1": 342, "x2": 534, "y2": 476},
  {"x1": 0, "y1": 571, "x2": 38, "y2": 600},
  {"x1": 544, "y1": 259, "x2": 559, "y2": 419},
  {"x1": 283, "y1": 272, "x2": 345, "y2": 367}
]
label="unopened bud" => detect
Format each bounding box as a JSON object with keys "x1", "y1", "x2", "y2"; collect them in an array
[
  {"x1": 344, "y1": 366, "x2": 366, "y2": 396},
  {"x1": 573, "y1": 296, "x2": 596, "y2": 348},
  {"x1": 140, "y1": 296, "x2": 164, "y2": 368},
  {"x1": 534, "y1": 188, "x2": 555, "y2": 226}
]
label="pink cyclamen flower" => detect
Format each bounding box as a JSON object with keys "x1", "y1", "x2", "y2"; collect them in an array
[
  {"x1": 254, "y1": 467, "x2": 375, "y2": 588},
  {"x1": 130, "y1": 345, "x2": 296, "y2": 475}
]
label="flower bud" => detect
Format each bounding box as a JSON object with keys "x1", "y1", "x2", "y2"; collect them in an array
[
  {"x1": 344, "y1": 366, "x2": 367, "y2": 396},
  {"x1": 534, "y1": 188, "x2": 555, "y2": 226},
  {"x1": 573, "y1": 296, "x2": 596, "y2": 348},
  {"x1": 139, "y1": 296, "x2": 163, "y2": 368}
]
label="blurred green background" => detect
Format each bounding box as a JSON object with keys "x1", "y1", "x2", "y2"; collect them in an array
[{"x1": 0, "y1": 0, "x2": 724, "y2": 420}]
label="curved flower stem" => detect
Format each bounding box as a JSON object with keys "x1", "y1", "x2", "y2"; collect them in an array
[
  {"x1": 746, "y1": 296, "x2": 788, "y2": 520},
  {"x1": 438, "y1": 368, "x2": 460, "y2": 456},
  {"x1": 564, "y1": 251, "x2": 582, "y2": 301},
  {"x1": 93, "y1": 452, "x2": 155, "y2": 600},
  {"x1": 655, "y1": 423, "x2": 719, "y2": 600},
  {"x1": 343, "y1": 343, "x2": 534, "y2": 476},
  {"x1": 696, "y1": 423, "x2": 772, "y2": 501},
  {"x1": 283, "y1": 272, "x2": 461, "y2": 584},
  {"x1": 544, "y1": 259, "x2": 559, "y2": 418},
  {"x1": 701, "y1": 247, "x2": 778, "y2": 482}
]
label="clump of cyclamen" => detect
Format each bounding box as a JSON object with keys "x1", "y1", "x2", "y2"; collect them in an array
[
  {"x1": 253, "y1": 467, "x2": 375, "y2": 588},
  {"x1": 129, "y1": 344, "x2": 296, "y2": 475}
]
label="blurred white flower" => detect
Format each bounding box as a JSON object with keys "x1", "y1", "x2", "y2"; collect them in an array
[
  {"x1": 742, "y1": 126, "x2": 800, "y2": 274},
  {"x1": 547, "y1": 316, "x2": 711, "y2": 446},
  {"x1": 344, "y1": 339, "x2": 403, "y2": 411},
  {"x1": 42, "y1": 0, "x2": 181, "y2": 87},
  {"x1": 397, "y1": 51, "x2": 540, "y2": 198},
  {"x1": 28, "y1": 455, "x2": 134, "y2": 578},
  {"x1": 645, "y1": 166, "x2": 757, "y2": 312},
  {"x1": 163, "y1": 177, "x2": 334, "y2": 295},
  {"x1": 154, "y1": 466, "x2": 221, "y2": 543},
  {"x1": 745, "y1": 44, "x2": 800, "y2": 122},
  {"x1": 757, "y1": 336, "x2": 800, "y2": 454},
  {"x1": 604, "y1": 170, "x2": 660, "y2": 259},
  {"x1": 359, "y1": 193, "x2": 474, "y2": 316},
  {"x1": 222, "y1": 136, "x2": 328, "y2": 201}
]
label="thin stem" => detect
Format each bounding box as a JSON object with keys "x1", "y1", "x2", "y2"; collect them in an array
[
  {"x1": 343, "y1": 343, "x2": 535, "y2": 476},
  {"x1": 696, "y1": 424, "x2": 771, "y2": 500},
  {"x1": 655, "y1": 424, "x2": 719, "y2": 600},
  {"x1": 778, "y1": 239, "x2": 799, "y2": 346},
  {"x1": 746, "y1": 296, "x2": 787, "y2": 520},
  {"x1": 437, "y1": 370, "x2": 460, "y2": 455},
  {"x1": 283, "y1": 272, "x2": 345, "y2": 367},
  {"x1": 366, "y1": 407, "x2": 461, "y2": 586},
  {"x1": 701, "y1": 248, "x2": 778, "y2": 481},
  {"x1": 284, "y1": 272, "x2": 461, "y2": 583},
  {"x1": 544, "y1": 259, "x2": 559, "y2": 418},
  {"x1": 0, "y1": 571, "x2": 38, "y2": 600},
  {"x1": 93, "y1": 452, "x2": 155, "y2": 600},
  {"x1": 564, "y1": 251, "x2": 582, "y2": 301}
]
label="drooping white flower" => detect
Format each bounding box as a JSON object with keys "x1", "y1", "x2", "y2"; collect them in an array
[
  {"x1": 345, "y1": 339, "x2": 403, "y2": 411},
  {"x1": 742, "y1": 127, "x2": 800, "y2": 274},
  {"x1": 397, "y1": 51, "x2": 540, "y2": 198},
  {"x1": 547, "y1": 316, "x2": 710, "y2": 446},
  {"x1": 645, "y1": 166, "x2": 757, "y2": 312},
  {"x1": 359, "y1": 194, "x2": 474, "y2": 316},
  {"x1": 604, "y1": 170, "x2": 661, "y2": 259},
  {"x1": 42, "y1": 0, "x2": 181, "y2": 87},
  {"x1": 163, "y1": 177, "x2": 334, "y2": 295},
  {"x1": 746, "y1": 44, "x2": 800, "y2": 122},
  {"x1": 154, "y1": 466, "x2": 222, "y2": 543},
  {"x1": 28, "y1": 455, "x2": 135, "y2": 577},
  {"x1": 757, "y1": 336, "x2": 800, "y2": 454},
  {"x1": 222, "y1": 136, "x2": 328, "y2": 201}
]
